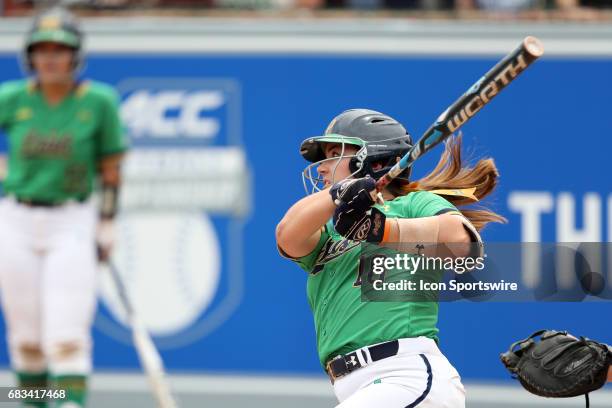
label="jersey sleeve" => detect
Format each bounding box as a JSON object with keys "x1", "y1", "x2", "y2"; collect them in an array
[
  {"x1": 402, "y1": 191, "x2": 458, "y2": 218},
  {"x1": 0, "y1": 83, "x2": 16, "y2": 129},
  {"x1": 96, "y1": 88, "x2": 128, "y2": 158},
  {"x1": 279, "y1": 225, "x2": 331, "y2": 274}
]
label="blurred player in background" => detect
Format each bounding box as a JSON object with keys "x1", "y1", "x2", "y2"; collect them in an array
[
  {"x1": 277, "y1": 109, "x2": 504, "y2": 407},
  {"x1": 0, "y1": 7, "x2": 127, "y2": 407}
]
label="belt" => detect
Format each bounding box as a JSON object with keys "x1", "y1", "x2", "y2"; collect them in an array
[
  {"x1": 15, "y1": 197, "x2": 84, "y2": 207},
  {"x1": 326, "y1": 340, "x2": 399, "y2": 383}
]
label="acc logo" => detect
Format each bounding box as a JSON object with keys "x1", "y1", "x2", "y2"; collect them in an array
[{"x1": 121, "y1": 89, "x2": 224, "y2": 139}]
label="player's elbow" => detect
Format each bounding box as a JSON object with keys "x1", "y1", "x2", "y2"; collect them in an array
[
  {"x1": 275, "y1": 220, "x2": 286, "y2": 245},
  {"x1": 276, "y1": 218, "x2": 314, "y2": 259},
  {"x1": 98, "y1": 153, "x2": 124, "y2": 185},
  {"x1": 439, "y1": 214, "x2": 471, "y2": 243},
  {"x1": 275, "y1": 219, "x2": 293, "y2": 252},
  {"x1": 438, "y1": 214, "x2": 471, "y2": 257}
]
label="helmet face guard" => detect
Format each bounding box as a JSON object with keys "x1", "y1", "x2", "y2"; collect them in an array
[
  {"x1": 301, "y1": 137, "x2": 366, "y2": 194},
  {"x1": 300, "y1": 134, "x2": 412, "y2": 195}
]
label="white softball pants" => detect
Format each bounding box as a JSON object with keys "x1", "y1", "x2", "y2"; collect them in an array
[
  {"x1": 0, "y1": 197, "x2": 98, "y2": 375},
  {"x1": 333, "y1": 337, "x2": 465, "y2": 408}
]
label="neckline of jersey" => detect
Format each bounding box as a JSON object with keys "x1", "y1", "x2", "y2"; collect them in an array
[{"x1": 30, "y1": 80, "x2": 82, "y2": 110}]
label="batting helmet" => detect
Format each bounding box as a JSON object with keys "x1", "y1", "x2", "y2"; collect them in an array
[
  {"x1": 23, "y1": 7, "x2": 83, "y2": 72},
  {"x1": 301, "y1": 109, "x2": 413, "y2": 193}
]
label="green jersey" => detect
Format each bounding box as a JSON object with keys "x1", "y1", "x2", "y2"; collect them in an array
[
  {"x1": 293, "y1": 191, "x2": 457, "y2": 367},
  {"x1": 0, "y1": 80, "x2": 127, "y2": 202}
]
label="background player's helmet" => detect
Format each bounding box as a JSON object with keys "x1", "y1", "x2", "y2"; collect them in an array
[
  {"x1": 301, "y1": 109, "x2": 413, "y2": 193},
  {"x1": 23, "y1": 7, "x2": 84, "y2": 72}
]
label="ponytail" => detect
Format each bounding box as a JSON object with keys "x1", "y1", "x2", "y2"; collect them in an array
[{"x1": 387, "y1": 134, "x2": 506, "y2": 231}]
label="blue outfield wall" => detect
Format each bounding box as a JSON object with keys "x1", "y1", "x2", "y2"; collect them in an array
[{"x1": 0, "y1": 53, "x2": 610, "y2": 381}]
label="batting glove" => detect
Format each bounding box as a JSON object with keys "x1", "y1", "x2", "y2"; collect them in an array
[
  {"x1": 329, "y1": 176, "x2": 377, "y2": 213},
  {"x1": 333, "y1": 204, "x2": 388, "y2": 243}
]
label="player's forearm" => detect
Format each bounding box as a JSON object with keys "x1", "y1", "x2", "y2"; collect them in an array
[
  {"x1": 96, "y1": 154, "x2": 124, "y2": 262},
  {"x1": 384, "y1": 214, "x2": 471, "y2": 258},
  {"x1": 276, "y1": 190, "x2": 335, "y2": 255},
  {"x1": 98, "y1": 154, "x2": 124, "y2": 219},
  {"x1": 99, "y1": 153, "x2": 123, "y2": 186}
]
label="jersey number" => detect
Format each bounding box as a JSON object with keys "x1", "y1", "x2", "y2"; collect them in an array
[{"x1": 353, "y1": 254, "x2": 387, "y2": 287}]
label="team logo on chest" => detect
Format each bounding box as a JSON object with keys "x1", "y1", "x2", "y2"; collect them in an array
[
  {"x1": 311, "y1": 237, "x2": 360, "y2": 274},
  {"x1": 21, "y1": 131, "x2": 72, "y2": 158}
]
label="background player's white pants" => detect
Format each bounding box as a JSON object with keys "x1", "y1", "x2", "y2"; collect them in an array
[
  {"x1": 333, "y1": 337, "x2": 465, "y2": 408},
  {"x1": 0, "y1": 197, "x2": 98, "y2": 374}
]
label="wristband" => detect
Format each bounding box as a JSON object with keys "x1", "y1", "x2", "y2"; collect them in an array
[{"x1": 100, "y1": 184, "x2": 119, "y2": 220}]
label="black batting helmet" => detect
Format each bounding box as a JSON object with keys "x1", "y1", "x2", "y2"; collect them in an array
[{"x1": 300, "y1": 109, "x2": 413, "y2": 182}]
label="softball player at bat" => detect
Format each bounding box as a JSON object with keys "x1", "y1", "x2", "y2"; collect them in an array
[
  {"x1": 0, "y1": 8, "x2": 127, "y2": 407},
  {"x1": 276, "y1": 109, "x2": 505, "y2": 407}
]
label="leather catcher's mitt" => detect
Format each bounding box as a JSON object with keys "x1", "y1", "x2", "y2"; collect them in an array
[{"x1": 501, "y1": 329, "x2": 611, "y2": 406}]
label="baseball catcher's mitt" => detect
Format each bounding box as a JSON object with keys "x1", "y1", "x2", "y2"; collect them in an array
[{"x1": 501, "y1": 330, "x2": 611, "y2": 407}]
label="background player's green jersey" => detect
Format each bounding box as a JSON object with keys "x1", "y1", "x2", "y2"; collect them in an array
[
  {"x1": 0, "y1": 79, "x2": 127, "y2": 202},
  {"x1": 293, "y1": 191, "x2": 457, "y2": 367}
]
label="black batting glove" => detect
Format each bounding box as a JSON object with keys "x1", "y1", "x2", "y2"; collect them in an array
[
  {"x1": 329, "y1": 176, "x2": 377, "y2": 213},
  {"x1": 333, "y1": 204, "x2": 387, "y2": 243}
]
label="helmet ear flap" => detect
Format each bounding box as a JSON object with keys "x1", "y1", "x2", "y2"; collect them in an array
[
  {"x1": 348, "y1": 146, "x2": 368, "y2": 177},
  {"x1": 348, "y1": 157, "x2": 361, "y2": 176}
]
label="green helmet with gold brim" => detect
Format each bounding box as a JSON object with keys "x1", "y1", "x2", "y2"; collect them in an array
[
  {"x1": 26, "y1": 28, "x2": 80, "y2": 50},
  {"x1": 24, "y1": 7, "x2": 83, "y2": 71}
]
